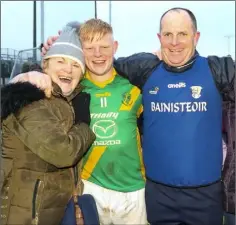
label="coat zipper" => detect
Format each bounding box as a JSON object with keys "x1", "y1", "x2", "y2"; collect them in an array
[
  {"x1": 73, "y1": 166, "x2": 78, "y2": 187},
  {"x1": 71, "y1": 167, "x2": 77, "y2": 193},
  {"x1": 32, "y1": 179, "x2": 43, "y2": 225}
]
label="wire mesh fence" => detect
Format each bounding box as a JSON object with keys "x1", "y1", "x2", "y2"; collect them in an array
[
  {"x1": 1, "y1": 47, "x2": 42, "y2": 85},
  {"x1": 9, "y1": 47, "x2": 42, "y2": 79}
]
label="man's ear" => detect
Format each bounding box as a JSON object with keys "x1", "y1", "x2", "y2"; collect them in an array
[
  {"x1": 113, "y1": 41, "x2": 119, "y2": 54},
  {"x1": 157, "y1": 33, "x2": 161, "y2": 41},
  {"x1": 194, "y1": 31, "x2": 200, "y2": 47}
]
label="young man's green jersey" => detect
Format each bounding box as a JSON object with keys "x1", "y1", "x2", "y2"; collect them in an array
[{"x1": 81, "y1": 69, "x2": 145, "y2": 192}]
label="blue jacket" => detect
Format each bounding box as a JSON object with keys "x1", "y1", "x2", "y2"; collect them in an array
[{"x1": 114, "y1": 51, "x2": 235, "y2": 187}]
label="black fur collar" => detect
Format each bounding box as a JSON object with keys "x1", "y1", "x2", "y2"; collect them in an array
[{"x1": 1, "y1": 82, "x2": 46, "y2": 121}]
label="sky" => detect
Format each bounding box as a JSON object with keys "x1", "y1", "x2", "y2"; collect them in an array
[{"x1": 1, "y1": 1, "x2": 235, "y2": 59}]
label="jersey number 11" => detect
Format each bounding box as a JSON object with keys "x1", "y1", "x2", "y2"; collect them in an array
[{"x1": 100, "y1": 97, "x2": 108, "y2": 108}]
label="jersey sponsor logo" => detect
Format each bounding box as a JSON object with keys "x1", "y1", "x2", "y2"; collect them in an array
[
  {"x1": 93, "y1": 140, "x2": 121, "y2": 146},
  {"x1": 168, "y1": 82, "x2": 186, "y2": 89},
  {"x1": 122, "y1": 92, "x2": 133, "y2": 106},
  {"x1": 95, "y1": 92, "x2": 111, "y2": 97},
  {"x1": 151, "y1": 102, "x2": 207, "y2": 112},
  {"x1": 190, "y1": 86, "x2": 202, "y2": 99},
  {"x1": 92, "y1": 120, "x2": 117, "y2": 139},
  {"x1": 149, "y1": 87, "x2": 159, "y2": 95},
  {"x1": 91, "y1": 112, "x2": 118, "y2": 120}
]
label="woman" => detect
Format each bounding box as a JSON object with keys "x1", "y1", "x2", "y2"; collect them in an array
[{"x1": 0, "y1": 23, "x2": 96, "y2": 225}]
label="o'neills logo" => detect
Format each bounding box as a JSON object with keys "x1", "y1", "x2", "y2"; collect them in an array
[{"x1": 151, "y1": 101, "x2": 207, "y2": 112}]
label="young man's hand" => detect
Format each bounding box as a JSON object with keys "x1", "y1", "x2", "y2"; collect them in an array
[
  {"x1": 41, "y1": 35, "x2": 59, "y2": 56},
  {"x1": 72, "y1": 92, "x2": 91, "y2": 125},
  {"x1": 41, "y1": 29, "x2": 62, "y2": 56},
  {"x1": 10, "y1": 71, "x2": 52, "y2": 98}
]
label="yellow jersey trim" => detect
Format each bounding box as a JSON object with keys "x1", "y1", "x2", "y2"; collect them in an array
[{"x1": 84, "y1": 68, "x2": 117, "y2": 88}]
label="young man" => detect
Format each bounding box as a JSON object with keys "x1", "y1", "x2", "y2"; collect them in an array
[
  {"x1": 78, "y1": 19, "x2": 146, "y2": 225},
  {"x1": 8, "y1": 19, "x2": 147, "y2": 225}
]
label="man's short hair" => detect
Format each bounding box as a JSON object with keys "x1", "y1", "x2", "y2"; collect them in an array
[
  {"x1": 79, "y1": 19, "x2": 113, "y2": 43},
  {"x1": 160, "y1": 7, "x2": 198, "y2": 32}
]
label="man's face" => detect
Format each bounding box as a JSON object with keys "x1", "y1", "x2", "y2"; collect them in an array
[
  {"x1": 158, "y1": 10, "x2": 200, "y2": 67},
  {"x1": 82, "y1": 33, "x2": 118, "y2": 76}
]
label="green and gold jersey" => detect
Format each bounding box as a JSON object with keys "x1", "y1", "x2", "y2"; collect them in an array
[{"x1": 81, "y1": 69, "x2": 145, "y2": 192}]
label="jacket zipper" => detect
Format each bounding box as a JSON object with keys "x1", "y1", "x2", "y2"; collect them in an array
[
  {"x1": 73, "y1": 166, "x2": 78, "y2": 187},
  {"x1": 70, "y1": 167, "x2": 77, "y2": 191},
  {"x1": 32, "y1": 179, "x2": 42, "y2": 225}
]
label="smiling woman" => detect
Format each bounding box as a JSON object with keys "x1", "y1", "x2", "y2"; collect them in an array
[
  {"x1": 41, "y1": 23, "x2": 86, "y2": 96},
  {"x1": 42, "y1": 57, "x2": 83, "y2": 96},
  {"x1": 0, "y1": 22, "x2": 96, "y2": 225}
]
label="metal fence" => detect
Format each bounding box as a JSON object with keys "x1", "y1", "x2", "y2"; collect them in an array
[
  {"x1": 1, "y1": 48, "x2": 42, "y2": 85},
  {"x1": 9, "y1": 47, "x2": 42, "y2": 79}
]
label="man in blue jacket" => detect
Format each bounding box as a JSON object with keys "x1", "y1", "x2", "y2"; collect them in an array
[
  {"x1": 114, "y1": 7, "x2": 235, "y2": 225},
  {"x1": 9, "y1": 7, "x2": 235, "y2": 225}
]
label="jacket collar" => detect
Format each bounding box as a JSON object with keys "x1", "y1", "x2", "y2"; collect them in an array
[
  {"x1": 52, "y1": 82, "x2": 83, "y2": 102},
  {"x1": 163, "y1": 50, "x2": 199, "y2": 73}
]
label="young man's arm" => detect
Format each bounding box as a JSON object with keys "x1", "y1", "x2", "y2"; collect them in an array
[
  {"x1": 114, "y1": 52, "x2": 161, "y2": 89},
  {"x1": 208, "y1": 55, "x2": 235, "y2": 102},
  {"x1": 9, "y1": 53, "x2": 160, "y2": 96}
]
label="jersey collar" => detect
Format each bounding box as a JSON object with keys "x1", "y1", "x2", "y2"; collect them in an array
[{"x1": 84, "y1": 68, "x2": 117, "y2": 88}]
